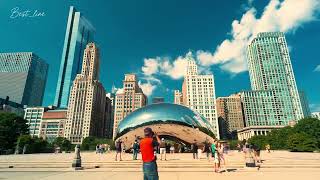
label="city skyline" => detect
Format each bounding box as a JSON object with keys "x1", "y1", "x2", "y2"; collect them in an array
[{"x1": 0, "y1": 0, "x2": 319, "y2": 112}]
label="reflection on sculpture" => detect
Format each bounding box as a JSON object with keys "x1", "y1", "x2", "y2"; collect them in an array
[{"x1": 115, "y1": 103, "x2": 216, "y2": 149}]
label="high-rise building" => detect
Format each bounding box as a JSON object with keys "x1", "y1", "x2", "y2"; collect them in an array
[
  {"x1": 113, "y1": 74, "x2": 147, "y2": 139},
  {"x1": 247, "y1": 32, "x2": 304, "y2": 125},
  {"x1": 298, "y1": 91, "x2": 311, "y2": 117},
  {"x1": 40, "y1": 109, "x2": 67, "y2": 142},
  {"x1": 64, "y1": 43, "x2": 106, "y2": 144},
  {"x1": 181, "y1": 53, "x2": 219, "y2": 138},
  {"x1": 216, "y1": 94, "x2": 245, "y2": 139},
  {"x1": 174, "y1": 90, "x2": 183, "y2": 105},
  {"x1": 0, "y1": 52, "x2": 48, "y2": 106},
  {"x1": 240, "y1": 90, "x2": 277, "y2": 126},
  {"x1": 54, "y1": 6, "x2": 95, "y2": 108},
  {"x1": 0, "y1": 97, "x2": 25, "y2": 116},
  {"x1": 105, "y1": 93, "x2": 115, "y2": 139},
  {"x1": 152, "y1": 97, "x2": 164, "y2": 104}
]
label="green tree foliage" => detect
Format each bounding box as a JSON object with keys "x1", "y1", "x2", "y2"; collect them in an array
[
  {"x1": 16, "y1": 135, "x2": 53, "y2": 153},
  {"x1": 0, "y1": 112, "x2": 29, "y2": 151},
  {"x1": 52, "y1": 137, "x2": 72, "y2": 151},
  {"x1": 287, "y1": 133, "x2": 317, "y2": 152},
  {"x1": 81, "y1": 136, "x2": 115, "y2": 150},
  {"x1": 248, "y1": 118, "x2": 320, "y2": 152}
]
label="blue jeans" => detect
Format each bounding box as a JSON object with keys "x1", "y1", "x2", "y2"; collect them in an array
[
  {"x1": 143, "y1": 161, "x2": 159, "y2": 180},
  {"x1": 133, "y1": 150, "x2": 138, "y2": 160}
]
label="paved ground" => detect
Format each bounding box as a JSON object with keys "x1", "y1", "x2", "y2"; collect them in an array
[{"x1": 0, "y1": 151, "x2": 319, "y2": 180}]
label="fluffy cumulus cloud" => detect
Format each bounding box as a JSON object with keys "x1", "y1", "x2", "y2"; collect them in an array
[
  {"x1": 314, "y1": 65, "x2": 320, "y2": 72},
  {"x1": 141, "y1": 52, "x2": 192, "y2": 80},
  {"x1": 138, "y1": 81, "x2": 157, "y2": 96},
  {"x1": 197, "y1": 0, "x2": 320, "y2": 73}
]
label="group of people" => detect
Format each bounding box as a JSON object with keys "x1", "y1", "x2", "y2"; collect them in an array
[
  {"x1": 95, "y1": 144, "x2": 110, "y2": 154},
  {"x1": 191, "y1": 140, "x2": 228, "y2": 173}
]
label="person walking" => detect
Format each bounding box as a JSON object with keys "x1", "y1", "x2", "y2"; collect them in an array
[
  {"x1": 159, "y1": 138, "x2": 167, "y2": 161},
  {"x1": 218, "y1": 142, "x2": 227, "y2": 173},
  {"x1": 197, "y1": 144, "x2": 203, "y2": 159},
  {"x1": 252, "y1": 144, "x2": 261, "y2": 163},
  {"x1": 203, "y1": 141, "x2": 211, "y2": 161},
  {"x1": 140, "y1": 127, "x2": 160, "y2": 180},
  {"x1": 192, "y1": 141, "x2": 198, "y2": 159},
  {"x1": 212, "y1": 141, "x2": 219, "y2": 173},
  {"x1": 133, "y1": 139, "x2": 139, "y2": 160},
  {"x1": 115, "y1": 139, "x2": 123, "y2": 161}
]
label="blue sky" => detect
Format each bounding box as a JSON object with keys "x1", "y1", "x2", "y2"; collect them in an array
[{"x1": 0, "y1": 0, "x2": 319, "y2": 112}]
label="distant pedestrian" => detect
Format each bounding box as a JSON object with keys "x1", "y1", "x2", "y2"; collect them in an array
[
  {"x1": 212, "y1": 141, "x2": 219, "y2": 173},
  {"x1": 265, "y1": 144, "x2": 271, "y2": 153},
  {"x1": 133, "y1": 139, "x2": 139, "y2": 160},
  {"x1": 218, "y1": 142, "x2": 227, "y2": 172},
  {"x1": 115, "y1": 139, "x2": 123, "y2": 161},
  {"x1": 197, "y1": 144, "x2": 203, "y2": 159},
  {"x1": 192, "y1": 141, "x2": 198, "y2": 159},
  {"x1": 96, "y1": 144, "x2": 100, "y2": 154},
  {"x1": 140, "y1": 127, "x2": 160, "y2": 180},
  {"x1": 203, "y1": 142, "x2": 211, "y2": 160},
  {"x1": 159, "y1": 138, "x2": 167, "y2": 160},
  {"x1": 252, "y1": 144, "x2": 261, "y2": 163}
]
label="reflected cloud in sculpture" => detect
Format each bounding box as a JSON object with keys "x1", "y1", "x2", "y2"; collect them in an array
[{"x1": 115, "y1": 103, "x2": 216, "y2": 149}]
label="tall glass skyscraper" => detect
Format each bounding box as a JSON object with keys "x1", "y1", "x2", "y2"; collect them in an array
[
  {"x1": 0, "y1": 52, "x2": 48, "y2": 106},
  {"x1": 247, "y1": 32, "x2": 304, "y2": 125},
  {"x1": 54, "y1": 6, "x2": 95, "y2": 108}
]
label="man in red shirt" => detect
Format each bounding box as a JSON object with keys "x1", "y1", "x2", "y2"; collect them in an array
[{"x1": 140, "y1": 127, "x2": 160, "y2": 180}]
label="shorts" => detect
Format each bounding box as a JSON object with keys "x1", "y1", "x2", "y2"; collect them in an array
[{"x1": 160, "y1": 148, "x2": 166, "y2": 154}]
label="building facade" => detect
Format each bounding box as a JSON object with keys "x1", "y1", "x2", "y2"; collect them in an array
[
  {"x1": 174, "y1": 90, "x2": 183, "y2": 105},
  {"x1": 312, "y1": 112, "x2": 320, "y2": 119},
  {"x1": 237, "y1": 126, "x2": 284, "y2": 141},
  {"x1": 152, "y1": 97, "x2": 164, "y2": 104},
  {"x1": 40, "y1": 109, "x2": 67, "y2": 142},
  {"x1": 64, "y1": 43, "x2": 106, "y2": 144},
  {"x1": 0, "y1": 52, "x2": 48, "y2": 106},
  {"x1": 54, "y1": 6, "x2": 95, "y2": 108},
  {"x1": 216, "y1": 94, "x2": 244, "y2": 139},
  {"x1": 298, "y1": 91, "x2": 311, "y2": 117},
  {"x1": 24, "y1": 107, "x2": 52, "y2": 137},
  {"x1": 181, "y1": 53, "x2": 219, "y2": 138},
  {"x1": 113, "y1": 74, "x2": 147, "y2": 139},
  {"x1": 0, "y1": 97, "x2": 25, "y2": 116},
  {"x1": 105, "y1": 93, "x2": 114, "y2": 139},
  {"x1": 247, "y1": 32, "x2": 304, "y2": 125}
]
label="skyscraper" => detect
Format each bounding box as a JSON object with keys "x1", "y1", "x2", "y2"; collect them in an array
[
  {"x1": 298, "y1": 91, "x2": 311, "y2": 117},
  {"x1": 64, "y1": 43, "x2": 106, "y2": 144},
  {"x1": 54, "y1": 6, "x2": 95, "y2": 108},
  {"x1": 0, "y1": 52, "x2": 48, "y2": 106},
  {"x1": 181, "y1": 53, "x2": 219, "y2": 138},
  {"x1": 216, "y1": 94, "x2": 245, "y2": 139},
  {"x1": 113, "y1": 74, "x2": 147, "y2": 139},
  {"x1": 247, "y1": 32, "x2": 304, "y2": 125}
]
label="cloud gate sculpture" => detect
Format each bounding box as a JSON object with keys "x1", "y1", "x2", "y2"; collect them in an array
[{"x1": 115, "y1": 103, "x2": 216, "y2": 149}]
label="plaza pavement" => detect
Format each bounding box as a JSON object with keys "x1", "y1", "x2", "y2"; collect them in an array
[{"x1": 0, "y1": 151, "x2": 319, "y2": 180}]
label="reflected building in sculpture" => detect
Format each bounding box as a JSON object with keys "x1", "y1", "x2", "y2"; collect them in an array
[{"x1": 115, "y1": 103, "x2": 215, "y2": 149}]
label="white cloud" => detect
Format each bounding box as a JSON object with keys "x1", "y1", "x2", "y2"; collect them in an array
[
  {"x1": 138, "y1": 81, "x2": 157, "y2": 96},
  {"x1": 197, "y1": 0, "x2": 320, "y2": 74},
  {"x1": 314, "y1": 65, "x2": 320, "y2": 72},
  {"x1": 142, "y1": 58, "x2": 160, "y2": 76},
  {"x1": 115, "y1": 87, "x2": 124, "y2": 95},
  {"x1": 310, "y1": 104, "x2": 320, "y2": 112}
]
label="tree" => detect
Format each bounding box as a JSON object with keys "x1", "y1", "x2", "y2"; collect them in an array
[
  {"x1": 287, "y1": 133, "x2": 317, "y2": 152},
  {"x1": 53, "y1": 137, "x2": 72, "y2": 151},
  {"x1": 16, "y1": 135, "x2": 52, "y2": 154},
  {"x1": 0, "y1": 112, "x2": 29, "y2": 151},
  {"x1": 294, "y1": 118, "x2": 320, "y2": 148},
  {"x1": 81, "y1": 136, "x2": 115, "y2": 150}
]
